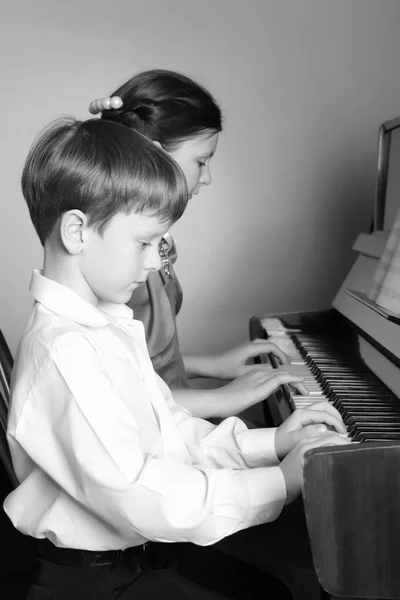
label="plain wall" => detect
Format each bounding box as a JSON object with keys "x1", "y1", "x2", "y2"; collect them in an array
[{"x1": 2, "y1": 0, "x2": 400, "y2": 356}]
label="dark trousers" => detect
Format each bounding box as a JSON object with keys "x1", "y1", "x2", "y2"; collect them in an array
[
  {"x1": 26, "y1": 542, "x2": 230, "y2": 600},
  {"x1": 146, "y1": 539, "x2": 290, "y2": 599},
  {"x1": 149, "y1": 498, "x2": 325, "y2": 600}
]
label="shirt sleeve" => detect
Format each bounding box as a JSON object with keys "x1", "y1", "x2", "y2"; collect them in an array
[
  {"x1": 14, "y1": 332, "x2": 286, "y2": 546},
  {"x1": 158, "y1": 374, "x2": 281, "y2": 470}
]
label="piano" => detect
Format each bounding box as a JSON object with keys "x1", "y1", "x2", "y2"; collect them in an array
[{"x1": 250, "y1": 116, "x2": 400, "y2": 599}]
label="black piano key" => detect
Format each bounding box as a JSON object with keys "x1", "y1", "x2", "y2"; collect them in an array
[
  {"x1": 330, "y1": 392, "x2": 396, "y2": 401},
  {"x1": 328, "y1": 389, "x2": 391, "y2": 399},
  {"x1": 363, "y1": 434, "x2": 400, "y2": 441},
  {"x1": 334, "y1": 399, "x2": 398, "y2": 406},
  {"x1": 340, "y1": 408, "x2": 400, "y2": 417},
  {"x1": 350, "y1": 427, "x2": 400, "y2": 440},
  {"x1": 344, "y1": 416, "x2": 400, "y2": 427},
  {"x1": 334, "y1": 400, "x2": 399, "y2": 408},
  {"x1": 356, "y1": 432, "x2": 400, "y2": 441},
  {"x1": 344, "y1": 415, "x2": 400, "y2": 433}
]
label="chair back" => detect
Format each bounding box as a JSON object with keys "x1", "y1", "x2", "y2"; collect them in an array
[
  {"x1": 0, "y1": 385, "x2": 18, "y2": 489},
  {"x1": 0, "y1": 330, "x2": 17, "y2": 488},
  {"x1": 0, "y1": 329, "x2": 13, "y2": 406}
]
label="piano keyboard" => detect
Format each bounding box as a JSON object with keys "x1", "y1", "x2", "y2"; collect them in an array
[{"x1": 268, "y1": 327, "x2": 400, "y2": 442}]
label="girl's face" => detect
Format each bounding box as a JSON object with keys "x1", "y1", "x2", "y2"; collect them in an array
[{"x1": 168, "y1": 132, "x2": 219, "y2": 198}]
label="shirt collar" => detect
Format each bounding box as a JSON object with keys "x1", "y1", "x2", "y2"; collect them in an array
[{"x1": 30, "y1": 270, "x2": 134, "y2": 327}]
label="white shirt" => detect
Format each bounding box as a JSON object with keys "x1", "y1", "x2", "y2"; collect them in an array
[{"x1": 4, "y1": 270, "x2": 286, "y2": 551}]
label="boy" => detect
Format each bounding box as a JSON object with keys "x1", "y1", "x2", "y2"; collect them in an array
[{"x1": 4, "y1": 116, "x2": 348, "y2": 599}]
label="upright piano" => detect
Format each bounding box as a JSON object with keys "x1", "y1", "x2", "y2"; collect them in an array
[{"x1": 250, "y1": 116, "x2": 400, "y2": 599}]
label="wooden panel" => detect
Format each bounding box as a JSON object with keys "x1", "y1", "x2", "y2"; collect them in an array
[{"x1": 303, "y1": 442, "x2": 400, "y2": 599}]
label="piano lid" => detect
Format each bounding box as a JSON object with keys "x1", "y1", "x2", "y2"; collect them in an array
[
  {"x1": 332, "y1": 117, "x2": 400, "y2": 396},
  {"x1": 374, "y1": 115, "x2": 400, "y2": 233}
]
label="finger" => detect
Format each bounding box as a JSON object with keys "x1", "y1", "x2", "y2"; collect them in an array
[
  {"x1": 299, "y1": 424, "x2": 350, "y2": 440},
  {"x1": 306, "y1": 433, "x2": 352, "y2": 448},
  {"x1": 249, "y1": 340, "x2": 290, "y2": 364},
  {"x1": 289, "y1": 381, "x2": 309, "y2": 396},
  {"x1": 271, "y1": 372, "x2": 305, "y2": 387},
  {"x1": 306, "y1": 401, "x2": 343, "y2": 422},
  {"x1": 294, "y1": 407, "x2": 347, "y2": 434},
  {"x1": 260, "y1": 372, "x2": 308, "y2": 397},
  {"x1": 299, "y1": 433, "x2": 351, "y2": 453},
  {"x1": 245, "y1": 364, "x2": 273, "y2": 375}
]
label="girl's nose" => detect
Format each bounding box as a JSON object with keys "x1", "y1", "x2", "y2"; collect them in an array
[{"x1": 200, "y1": 165, "x2": 212, "y2": 186}]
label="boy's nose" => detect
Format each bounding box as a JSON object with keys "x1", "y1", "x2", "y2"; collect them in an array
[{"x1": 145, "y1": 247, "x2": 162, "y2": 272}]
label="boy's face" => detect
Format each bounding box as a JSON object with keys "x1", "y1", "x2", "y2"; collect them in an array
[{"x1": 81, "y1": 211, "x2": 167, "y2": 306}]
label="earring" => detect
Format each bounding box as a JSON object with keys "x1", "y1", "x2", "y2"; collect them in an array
[{"x1": 159, "y1": 240, "x2": 171, "y2": 278}]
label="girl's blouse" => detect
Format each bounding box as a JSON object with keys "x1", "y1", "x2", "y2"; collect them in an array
[{"x1": 128, "y1": 235, "x2": 189, "y2": 389}]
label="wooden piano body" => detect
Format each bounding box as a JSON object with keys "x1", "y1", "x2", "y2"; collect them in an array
[{"x1": 250, "y1": 117, "x2": 400, "y2": 599}]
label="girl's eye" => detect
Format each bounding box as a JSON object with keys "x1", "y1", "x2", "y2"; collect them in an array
[
  {"x1": 198, "y1": 161, "x2": 206, "y2": 167},
  {"x1": 140, "y1": 242, "x2": 150, "y2": 249}
]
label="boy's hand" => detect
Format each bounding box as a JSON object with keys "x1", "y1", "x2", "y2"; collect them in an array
[
  {"x1": 211, "y1": 339, "x2": 290, "y2": 379},
  {"x1": 214, "y1": 366, "x2": 308, "y2": 418},
  {"x1": 280, "y1": 432, "x2": 351, "y2": 505},
  {"x1": 275, "y1": 402, "x2": 348, "y2": 459}
]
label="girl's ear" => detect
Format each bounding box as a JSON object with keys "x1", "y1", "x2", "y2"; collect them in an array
[{"x1": 59, "y1": 210, "x2": 88, "y2": 255}]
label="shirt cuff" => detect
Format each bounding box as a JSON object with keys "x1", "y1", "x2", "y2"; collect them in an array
[
  {"x1": 240, "y1": 427, "x2": 280, "y2": 467},
  {"x1": 232, "y1": 465, "x2": 287, "y2": 527}
]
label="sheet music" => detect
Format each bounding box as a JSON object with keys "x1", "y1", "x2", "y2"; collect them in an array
[{"x1": 368, "y1": 208, "x2": 400, "y2": 316}]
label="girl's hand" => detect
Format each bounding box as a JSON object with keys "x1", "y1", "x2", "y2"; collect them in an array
[
  {"x1": 212, "y1": 366, "x2": 308, "y2": 418},
  {"x1": 275, "y1": 402, "x2": 348, "y2": 459},
  {"x1": 212, "y1": 339, "x2": 290, "y2": 379}
]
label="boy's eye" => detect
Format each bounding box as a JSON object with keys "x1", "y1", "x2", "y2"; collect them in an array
[{"x1": 198, "y1": 161, "x2": 206, "y2": 167}]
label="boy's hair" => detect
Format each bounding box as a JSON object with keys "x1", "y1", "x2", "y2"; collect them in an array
[
  {"x1": 22, "y1": 117, "x2": 188, "y2": 245},
  {"x1": 101, "y1": 69, "x2": 223, "y2": 152}
]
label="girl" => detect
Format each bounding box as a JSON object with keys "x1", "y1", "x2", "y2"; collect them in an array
[
  {"x1": 87, "y1": 72, "x2": 331, "y2": 600},
  {"x1": 89, "y1": 69, "x2": 307, "y2": 421}
]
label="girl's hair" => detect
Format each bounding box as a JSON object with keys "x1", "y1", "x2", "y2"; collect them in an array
[
  {"x1": 22, "y1": 117, "x2": 188, "y2": 246},
  {"x1": 100, "y1": 69, "x2": 222, "y2": 151}
]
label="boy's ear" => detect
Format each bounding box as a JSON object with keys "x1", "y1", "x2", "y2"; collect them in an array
[{"x1": 60, "y1": 210, "x2": 88, "y2": 255}]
